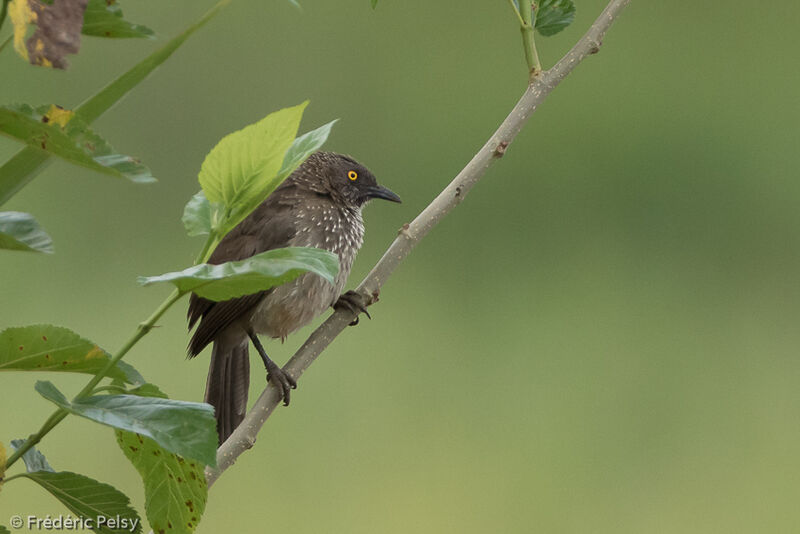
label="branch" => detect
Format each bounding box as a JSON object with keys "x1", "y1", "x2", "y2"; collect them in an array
[{"x1": 206, "y1": 0, "x2": 631, "y2": 487}]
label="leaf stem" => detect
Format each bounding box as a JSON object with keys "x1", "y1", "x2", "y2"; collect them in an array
[
  {"x1": 4, "y1": 409, "x2": 68, "y2": 469},
  {"x1": 194, "y1": 231, "x2": 219, "y2": 265},
  {"x1": 75, "y1": 289, "x2": 183, "y2": 400},
  {"x1": 519, "y1": 1, "x2": 542, "y2": 78}
]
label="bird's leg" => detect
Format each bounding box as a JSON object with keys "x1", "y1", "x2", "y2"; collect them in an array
[
  {"x1": 247, "y1": 330, "x2": 297, "y2": 406},
  {"x1": 333, "y1": 290, "x2": 371, "y2": 326}
]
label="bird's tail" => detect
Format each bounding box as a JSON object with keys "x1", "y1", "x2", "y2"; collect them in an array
[{"x1": 205, "y1": 338, "x2": 250, "y2": 445}]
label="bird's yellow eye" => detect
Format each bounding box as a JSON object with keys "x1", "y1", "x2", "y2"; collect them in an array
[{"x1": 348, "y1": 170, "x2": 358, "y2": 181}]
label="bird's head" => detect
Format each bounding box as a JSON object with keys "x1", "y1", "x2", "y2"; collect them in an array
[{"x1": 292, "y1": 152, "x2": 401, "y2": 209}]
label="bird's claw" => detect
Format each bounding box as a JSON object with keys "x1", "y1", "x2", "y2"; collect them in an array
[
  {"x1": 334, "y1": 290, "x2": 371, "y2": 326},
  {"x1": 266, "y1": 366, "x2": 297, "y2": 406}
]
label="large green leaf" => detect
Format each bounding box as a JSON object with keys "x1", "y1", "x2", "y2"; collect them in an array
[
  {"x1": 182, "y1": 119, "x2": 337, "y2": 238},
  {"x1": 35, "y1": 381, "x2": 217, "y2": 466},
  {"x1": 22, "y1": 471, "x2": 141, "y2": 534},
  {"x1": 198, "y1": 102, "x2": 307, "y2": 220},
  {"x1": 138, "y1": 247, "x2": 339, "y2": 301},
  {"x1": 0, "y1": 104, "x2": 155, "y2": 183},
  {"x1": 277, "y1": 119, "x2": 337, "y2": 180},
  {"x1": 81, "y1": 0, "x2": 155, "y2": 39},
  {"x1": 10, "y1": 440, "x2": 55, "y2": 473},
  {"x1": 0, "y1": 0, "x2": 232, "y2": 206},
  {"x1": 0, "y1": 525, "x2": 10, "y2": 533},
  {"x1": 117, "y1": 431, "x2": 207, "y2": 534},
  {"x1": 0, "y1": 211, "x2": 53, "y2": 253},
  {"x1": 0, "y1": 325, "x2": 144, "y2": 385},
  {"x1": 534, "y1": 0, "x2": 576, "y2": 36}
]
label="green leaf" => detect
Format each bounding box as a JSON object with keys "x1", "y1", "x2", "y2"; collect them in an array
[
  {"x1": 0, "y1": 525, "x2": 10, "y2": 533},
  {"x1": 116, "y1": 431, "x2": 207, "y2": 534},
  {"x1": 198, "y1": 101, "x2": 307, "y2": 210},
  {"x1": 0, "y1": 211, "x2": 53, "y2": 253},
  {"x1": 35, "y1": 381, "x2": 218, "y2": 466},
  {"x1": 22, "y1": 471, "x2": 141, "y2": 534},
  {"x1": 181, "y1": 190, "x2": 222, "y2": 237},
  {"x1": 534, "y1": 0, "x2": 576, "y2": 36},
  {"x1": 82, "y1": 0, "x2": 155, "y2": 39},
  {"x1": 277, "y1": 119, "x2": 338, "y2": 180},
  {"x1": 10, "y1": 440, "x2": 55, "y2": 472},
  {"x1": 0, "y1": 325, "x2": 145, "y2": 385},
  {"x1": 192, "y1": 119, "x2": 337, "y2": 239},
  {"x1": 371, "y1": 0, "x2": 378, "y2": 8},
  {"x1": 138, "y1": 247, "x2": 340, "y2": 301},
  {"x1": 0, "y1": 0, "x2": 232, "y2": 206},
  {"x1": 217, "y1": 116, "x2": 337, "y2": 237},
  {"x1": 0, "y1": 104, "x2": 155, "y2": 184}
]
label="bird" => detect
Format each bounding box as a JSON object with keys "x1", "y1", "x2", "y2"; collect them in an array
[{"x1": 187, "y1": 151, "x2": 401, "y2": 444}]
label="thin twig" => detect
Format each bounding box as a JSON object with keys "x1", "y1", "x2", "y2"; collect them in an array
[
  {"x1": 206, "y1": 0, "x2": 631, "y2": 487},
  {"x1": 519, "y1": 1, "x2": 541, "y2": 76}
]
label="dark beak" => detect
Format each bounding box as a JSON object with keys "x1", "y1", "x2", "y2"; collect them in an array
[{"x1": 367, "y1": 185, "x2": 402, "y2": 203}]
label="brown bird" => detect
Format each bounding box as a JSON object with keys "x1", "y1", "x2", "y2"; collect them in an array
[{"x1": 187, "y1": 152, "x2": 401, "y2": 444}]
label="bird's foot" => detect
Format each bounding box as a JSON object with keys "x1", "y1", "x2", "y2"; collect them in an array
[
  {"x1": 334, "y1": 290, "x2": 371, "y2": 326},
  {"x1": 265, "y1": 361, "x2": 297, "y2": 406}
]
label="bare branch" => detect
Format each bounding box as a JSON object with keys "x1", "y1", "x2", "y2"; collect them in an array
[{"x1": 206, "y1": 0, "x2": 631, "y2": 487}]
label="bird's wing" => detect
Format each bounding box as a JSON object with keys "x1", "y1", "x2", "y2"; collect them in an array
[{"x1": 187, "y1": 196, "x2": 298, "y2": 356}]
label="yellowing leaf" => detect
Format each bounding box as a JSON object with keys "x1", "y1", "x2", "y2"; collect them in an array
[
  {"x1": 85, "y1": 346, "x2": 105, "y2": 359},
  {"x1": 44, "y1": 105, "x2": 74, "y2": 128},
  {"x1": 10, "y1": 0, "x2": 89, "y2": 69},
  {"x1": 0, "y1": 104, "x2": 156, "y2": 183},
  {"x1": 9, "y1": 0, "x2": 35, "y2": 61}
]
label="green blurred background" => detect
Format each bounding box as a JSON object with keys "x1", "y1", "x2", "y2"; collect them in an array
[{"x1": 2, "y1": 1, "x2": 799, "y2": 532}]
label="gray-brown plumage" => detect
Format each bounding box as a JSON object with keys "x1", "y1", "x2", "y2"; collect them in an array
[{"x1": 187, "y1": 152, "x2": 400, "y2": 444}]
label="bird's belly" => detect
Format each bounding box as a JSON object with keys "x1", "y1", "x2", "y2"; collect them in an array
[{"x1": 249, "y1": 271, "x2": 341, "y2": 341}]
